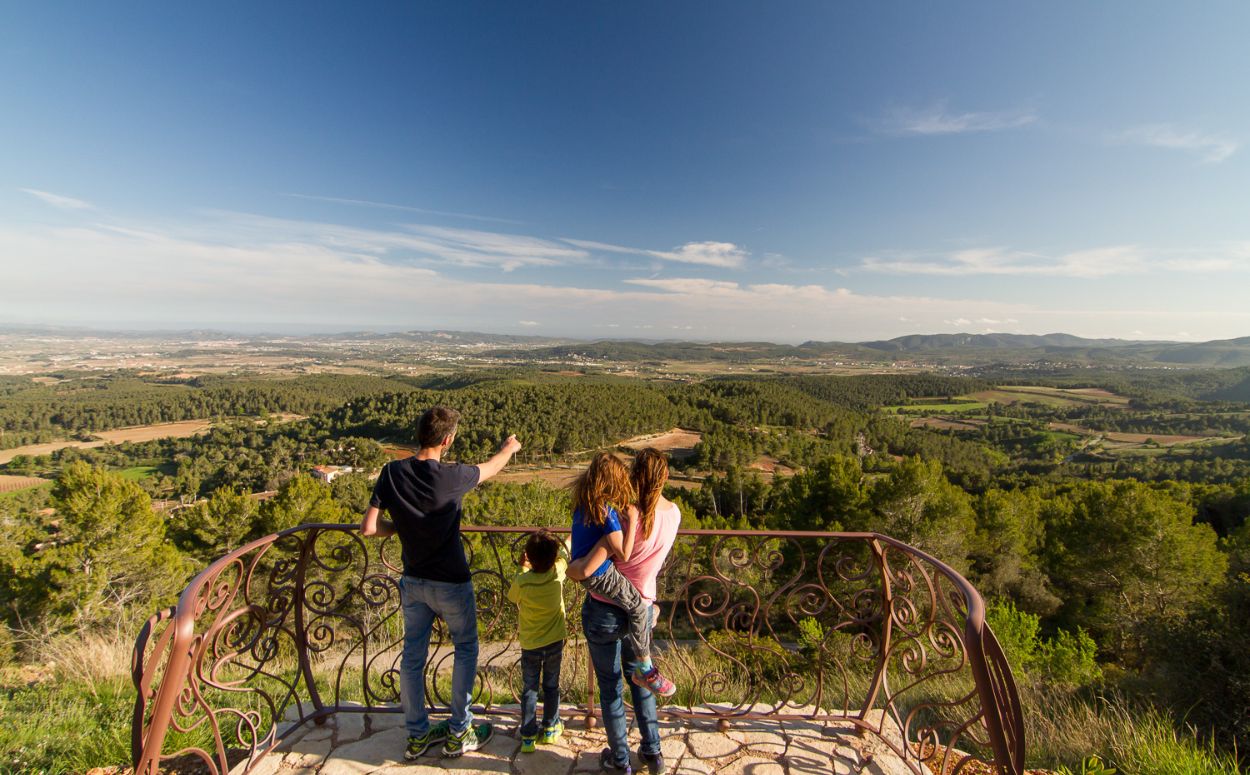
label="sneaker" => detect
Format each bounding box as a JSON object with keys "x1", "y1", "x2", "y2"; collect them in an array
[
  {"x1": 599, "y1": 747, "x2": 633, "y2": 774},
  {"x1": 443, "y1": 721, "x2": 493, "y2": 758},
  {"x1": 539, "y1": 719, "x2": 564, "y2": 745},
  {"x1": 640, "y1": 752, "x2": 667, "y2": 775},
  {"x1": 404, "y1": 720, "x2": 450, "y2": 759},
  {"x1": 631, "y1": 666, "x2": 676, "y2": 697},
  {"x1": 520, "y1": 736, "x2": 537, "y2": 754}
]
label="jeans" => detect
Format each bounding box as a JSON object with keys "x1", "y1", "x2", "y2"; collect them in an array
[
  {"x1": 399, "y1": 575, "x2": 478, "y2": 736},
  {"x1": 583, "y1": 596, "x2": 661, "y2": 767},
  {"x1": 519, "y1": 640, "x2": 564, "y2": 737}
]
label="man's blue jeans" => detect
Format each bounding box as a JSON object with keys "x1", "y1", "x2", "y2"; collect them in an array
[
  {"x1": 399, "y1": 575, "x2": 478, "y2": 736},
  {"x1": 583, "y1": 596, "x2": 661, "y2": 767}
]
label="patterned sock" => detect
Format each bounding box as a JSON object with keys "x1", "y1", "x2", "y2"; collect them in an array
[{"x1": 636, "y1": 658, "x2": 653, "y2": 675}]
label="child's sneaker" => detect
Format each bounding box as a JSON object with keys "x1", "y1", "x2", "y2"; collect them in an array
[
  {"x1": 539, "y1": 719, "x2": 564, "y2": 745},
  {"x1": 443, "y1": 721, "x2": 493, "y2": 757},
  {"x1": 520, "y1": 736, "x2": 537, "y2": 754},
  {"x1": 631, "y1": 666, "x2": 676, "y2": 697},
  {"x1": 599, "y1": 747, "x2": 633, "y2": 774},
  {"x1": 404, "y1": 720, "x2": 450, "y2": 759}
]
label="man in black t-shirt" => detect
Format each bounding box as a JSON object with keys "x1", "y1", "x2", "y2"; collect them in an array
[{"x1": 361, "y1": 406, "x2": 521, "y2": 759}]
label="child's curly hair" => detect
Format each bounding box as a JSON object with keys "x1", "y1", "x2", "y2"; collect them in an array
[
  {"x1": 571, "y1": 452, "x2": 635, "y2": 527},
  {"x1": 523, "y1": 529, "x2": 561, "y2": 574}
]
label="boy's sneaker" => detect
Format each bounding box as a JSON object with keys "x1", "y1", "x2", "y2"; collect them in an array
[
  {"x1": 404, "y1": 720, "x2": 450, "y2": 759},
  {"x1": 520, "y1": 736, "x2": 537, "y2": 754},
  {"x1": 443, "y1": 721, "x2": 493, "y2": 758},
  {"x1": 640, "y1": 752, "x2": 667, "y2": 775},
  {"x1": 631, "y1": 666, "x2": 676, "y2": 697},
  {"x1": 539, "y1": 719, "x2": 564, "y2": 745},
  {"x1": 599, "y1": 747, "x2": 633, "y2": 774}
]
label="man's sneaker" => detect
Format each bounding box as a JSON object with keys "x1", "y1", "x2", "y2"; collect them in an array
[
  {"x1": 599, "y1": 747, "x2": 633, "y2": 774},
  {"x1": 631, "y1": 666, "x2": 676, "y2": 697},
  {"x1": 404, "y1": 720, "x2": 450, "y2": 759},
  {"x1": 539, "y1": 719, "x2": 564, "y2": 745},
  {"x1": 520, "y1": 736, "x2": 537, "y2": 754},
  {"x1": 640, "y1": 752, "x2": 667, "y2": 775},
  {"x1": 443, "y1": 721, "x2": 493, "y2": 758}
]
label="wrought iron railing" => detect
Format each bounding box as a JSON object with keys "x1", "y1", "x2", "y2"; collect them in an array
[{"x1": 132, "y1": 525, "x2": 1025, "y2": 774}]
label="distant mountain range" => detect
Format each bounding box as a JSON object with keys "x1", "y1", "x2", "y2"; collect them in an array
[
  {"x1": 483, "y1": 332, "x2": 1250, "y2": 368},
  {"x1": 6, "y1": 324, "x2": 1250, "y2": 368}
]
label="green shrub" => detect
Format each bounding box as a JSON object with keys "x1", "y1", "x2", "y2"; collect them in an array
[{"x1": 987, "y1": 599, "x2": 1101, "y2": 691}]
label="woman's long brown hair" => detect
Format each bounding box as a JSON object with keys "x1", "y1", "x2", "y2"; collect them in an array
[
  {"x1": 571, "y1": 452, "x2": 635, "y2": 527},
  {"x1": 631, "y1": 447, "x2": 669, "y2": 541}
]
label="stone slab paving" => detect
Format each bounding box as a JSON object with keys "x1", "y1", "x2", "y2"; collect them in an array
[{"x1": 234, "y1": 706, "x2": 918, "y2": 775}]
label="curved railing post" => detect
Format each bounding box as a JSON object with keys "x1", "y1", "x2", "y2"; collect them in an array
[
  {"x1": 967, "y1": 611, "x2": 1026, "y2": 774},
  {"x1": 859, "y1": 537, "x2": 893, "y2": 722},
  {"x1": 132, "y1": 599, "x2": 197, "y2": 774},
  {"x1": 291, "y1": 527, "x2": 325, "y2": 720}
]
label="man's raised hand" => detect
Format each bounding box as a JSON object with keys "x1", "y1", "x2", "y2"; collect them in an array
[{"x1": 501, "y1": 434, "x2": 522, "y2": 455}]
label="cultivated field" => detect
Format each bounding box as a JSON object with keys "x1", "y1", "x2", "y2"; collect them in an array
[
  {"x1": 909, "y1": 416, "x2": 986, "y2": 431},
  {"x1": 1, "y1": 419, "x2": 225, "y2": 464},
  {"x1": 619, "y1": 428, "x2": 701, "y2": 459},
  {"x1": 0, "y1": 475, "x2": 50, "y2": 494},
  {"x1": 969, "y1": 385, "x2": 1130, "y2": 408},
  {"x1": 1048, "y1": 422, "x2": 1237, "y2": 447}
]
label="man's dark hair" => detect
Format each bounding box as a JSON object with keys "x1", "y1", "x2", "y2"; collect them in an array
[
  {"x1": 524, "y1": 529, "x2": 560, "y2": 574},
  {"x1": 417, "y1": 406, "x2": 461, "y2": 449}
]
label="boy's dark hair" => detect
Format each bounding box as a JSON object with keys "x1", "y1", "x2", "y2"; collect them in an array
[
  {"x1": 417, "y1": 406, "x2": 461, "y2": 449},
  {"x1": 524, "y1": 529, "x2": 560, "y2": 574}
]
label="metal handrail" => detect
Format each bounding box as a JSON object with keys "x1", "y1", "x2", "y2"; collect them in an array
[{"x1": 132, "y1": 524, "x2": 1025, "y2": 774}]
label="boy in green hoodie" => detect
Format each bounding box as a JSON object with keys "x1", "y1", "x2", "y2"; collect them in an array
[{"x1": 507, "y1": 530, "x2": 568, "y2": 753}]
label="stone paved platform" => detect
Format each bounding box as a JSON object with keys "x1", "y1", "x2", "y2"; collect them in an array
[{"x1": 243, "y1": 706, "x2": 916, "y2": 775}]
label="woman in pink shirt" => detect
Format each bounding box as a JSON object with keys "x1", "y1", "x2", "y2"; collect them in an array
[{"x1": 575, "y1": 448, "x2": 681, "y2": 775}]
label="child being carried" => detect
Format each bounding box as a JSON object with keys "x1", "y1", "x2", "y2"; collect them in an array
[{"x1": 566, "y1": 452, "x2": 676, "y2": 697}]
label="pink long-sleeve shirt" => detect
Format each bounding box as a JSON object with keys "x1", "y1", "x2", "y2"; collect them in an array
[{"x1": 590, "y1": 500, "x2": 681, "y2": 606}]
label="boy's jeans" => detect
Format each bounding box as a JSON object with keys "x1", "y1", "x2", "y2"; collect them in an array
[
  {"x1": 582, "y1": 597, "x2": 661, "y2": 767},
  {"x1": 519, "y1": 640, "x2": 565, "y2": 737},
  {"x1": 399, "y1": 575, "x2": 478, "y2": 737}
]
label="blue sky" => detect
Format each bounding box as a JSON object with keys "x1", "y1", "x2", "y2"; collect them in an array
[{"x1": 2, "y1": 2, "x2": 1248, "y2": 342}]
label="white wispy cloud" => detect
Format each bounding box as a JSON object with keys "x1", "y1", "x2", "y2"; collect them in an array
[
  {"x1": 1116, "y1": 124, "x2": 1238, "y2": 163},
  {"x1": 20, "y1": 188, "x2": 94, "y2": 210},
  {"x1": 282, "y1": 193, "x2": 523, "y2": 224},
  {"x1": 190, "y1": 211, "x2": 587, "y2": 272},
  {"x1": 870, "y1": 102, "x2": 1037, "y2": 136},
  {"x1": 861, "y1": 246, "x2": 1144, "y2": 278},
  {"x1": 863, "y1": 243, "x2": 1250, "y2": 278},
  {"x1": 563, "y1": 238, "x2": 748, "y2": 268}
]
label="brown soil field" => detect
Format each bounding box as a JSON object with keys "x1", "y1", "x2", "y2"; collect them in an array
[
  {"x1": 0, "y1": 420, "x2": 218, "y2": 464},
  {"x1": 93, "y1": 420, "x2": 214, "y2": 444},
  {"x1": 492, "y1": 466, "x2": 583, "y2": 488},
  {"x1": 748, "y1": 455, "x2": 795, "y2": 479},
  {"x1": 1064, "y1": 387, "x2": 1131, "y2": 403},
  {"x1": 0, "y1": 440, "x2": 107, "y2": 465},
  {"x1": 910, "y1": 417, "x2": 985, "y2": 431},
  {"x1": 1048, "y1": 422, "x2": 1232, "y2": 446},
  {"x1": 619, "y1": 428, "x2": 702, "y2": 459},
  {"x1": 0, "y1": 475, "x2": 50, "y2": 493},
  {"x1": 970, "y1": 386, "x2": 1129, "y2": 409}
]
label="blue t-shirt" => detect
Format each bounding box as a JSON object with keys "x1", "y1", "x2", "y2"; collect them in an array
[{"x1": 570, "y1": 506, "x2": 622, "y2": 578}]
